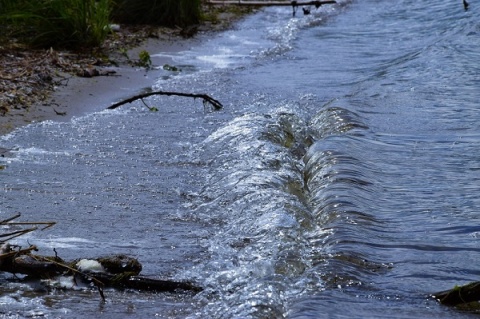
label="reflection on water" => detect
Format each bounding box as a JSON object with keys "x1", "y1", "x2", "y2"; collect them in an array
[{"x1": 1, "y1": 0, "x2": 480, "y2": 318}]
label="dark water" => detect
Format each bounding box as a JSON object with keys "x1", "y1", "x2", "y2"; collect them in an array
[{"x1": 1, "y1": 0, "x2": 480, "y2": 318}]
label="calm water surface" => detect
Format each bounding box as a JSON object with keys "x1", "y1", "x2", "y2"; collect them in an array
[{"x1": 1, "y1": 0, "x2": 480, "y2": 318}]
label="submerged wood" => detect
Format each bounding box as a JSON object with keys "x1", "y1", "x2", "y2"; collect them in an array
[
  {"x1": 1, "y1": 253, "x2": 65, "y2": 277},
  {"x1": 0, "y1": 214, "x2": 202, "y2": 296},
  {"x1": 206, "y1": 1, "x2": 337, "y2": 6},
  {"x1": 88, "y1": 273, "x2": 202, "y2": 292},
  {"x1": 107, "y1": 91, "x2": 223, "y2": 110},
  {"x1": 0, "y1": 248, "x2": 202, "y2": 293},
  {"x1": 433, "y1": 282, "x2": 480, "y2": 306},
  {"x1": 0, "y1": 213, "x2": 55, "y2": 245}
]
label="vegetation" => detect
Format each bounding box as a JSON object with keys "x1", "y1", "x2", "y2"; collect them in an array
[
  {"x1": 138, "y1": 50, "x2": 152, "y2": 69},
  {"x1": 0, "y1": 0, "x2": 111, "y2": 48},
  {"x1": 0, "y1": 0, "x2": 202, "y2": 49},
  {"x1": 112, "y1": 0, "x2": 201, "y2": 26}
]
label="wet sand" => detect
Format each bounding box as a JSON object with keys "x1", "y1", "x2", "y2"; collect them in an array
[{"x1": 0, "y1": 37, "x2": 198, "y2": 136}]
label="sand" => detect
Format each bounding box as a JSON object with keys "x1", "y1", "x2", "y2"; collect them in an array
[{"x1": 0, "y1": 37, "x2": 198, "y2": 136}]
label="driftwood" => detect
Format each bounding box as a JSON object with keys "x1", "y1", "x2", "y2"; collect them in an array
[
  {"x1": 0, "y1": 214, "x2": 202, "y2": 300},
  {"x1": 433, "y1": 282, "x2": 480, "y2": 307},
  {"x1": 107, "y1": 91, "x2": 223, "y2": 111},
  {"x1": 88, "y1": 273, "x2": 202, "y2": 293},
  {"x1": 1, "y1": 248, "x2": 202, "y2": 296},
  {"x1": 0, "y1": 213, "x2": 55, "y2": 242}
]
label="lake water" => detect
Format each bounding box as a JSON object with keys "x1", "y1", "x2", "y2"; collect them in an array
[{"x1": 1, "y1": 0, "x2": 480, "y2": 318}]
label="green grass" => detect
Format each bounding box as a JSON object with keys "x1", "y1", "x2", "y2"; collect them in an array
[
  {"x1": 0, "y1": 0, "x2": 202, "y2": 49},
  {"x1": 0, "y1": 0, "x2": 112, "y2": 48},
  {"x1": 112, "y1": 0, "x2": 201, "y2": 27}
]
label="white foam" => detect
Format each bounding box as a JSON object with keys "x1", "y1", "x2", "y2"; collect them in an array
[{"x1": 76, "y1": 259, "x2": 105, "y2": 273}]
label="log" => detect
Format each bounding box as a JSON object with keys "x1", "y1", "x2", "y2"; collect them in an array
[
  {"x1": 206, "y1": 1, "x2": 337, "y2": 6},
  {"x1": 87, "y1": 273, "x2": 202, "y2": 293},
  {"x1": 0, "y1": 213, "x2": 55, "y2": 242},
  {"x1": 0, "y1": 249, "x2": 202, "y2": 294},
  {"x1": 106, "y1": 91, "x2": 223, "y2": 111},
  {"x1": 1, "y1": 254, "x2": 65, "y2": 278},
  {"x1": 433, "y1": 282, "x2": 480, "y2": 306},
  {"x1": 0, "y1": 216, "x2": 202, "y2": 296}
]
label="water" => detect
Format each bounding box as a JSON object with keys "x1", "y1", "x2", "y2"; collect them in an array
[{"x1": 1, "y1": 0, "x2": 479, "y2": 318}]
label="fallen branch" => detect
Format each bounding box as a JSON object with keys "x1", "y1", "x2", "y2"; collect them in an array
[
  {"x1": 87, "y1": 272, "x2": 202, "y2": 293},
  {"x1": 106, "y1": 91, "x2": 223, "y2": 111},
  {"x1": 0, "y1": 215, "x2": 202, "y2": 297},
  {"x1": 0, "y1": 246, "x2": 202, "y2": 296}
]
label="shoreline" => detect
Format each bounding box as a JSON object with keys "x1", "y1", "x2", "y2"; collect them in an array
[
  {"x1": 45, "y1": 37, "x2": 200, "y2": 122},
  {"x1": 0, "y1": 6, "x2": 255, "y2": 136}
]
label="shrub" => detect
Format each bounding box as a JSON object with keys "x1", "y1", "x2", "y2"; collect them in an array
[
  {"x1": 0, "y1": 0, "x2": 112, "y2": 48},
  {"x1": 0, "y1": 0, "x2": 202, "y2": 49},
  {"x1": 112, "y1": 0, "x2": 201, "y2": 27}
]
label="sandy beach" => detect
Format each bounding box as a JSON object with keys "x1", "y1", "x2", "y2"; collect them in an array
[
  {"x1": 0, "y1": 6, "x2": 253, "y2": 136},
  {"x1": 0, "y1": 36, "x2": 199, "y2": 136},
  {"x1": 46, "y1": 37, "x2": 199, "y2": 120}
]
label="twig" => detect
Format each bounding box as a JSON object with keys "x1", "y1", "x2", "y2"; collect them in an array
[
  {"x1": 0, "y1": 213, "x2": 22, "y2": 225},
  {"x1": 0, "y1": 245, "x2": 38, "y2": 261},
  {"x1": 106, "y1": 91, "x2": 223, "y2": 111},
  {"x1": 0, "y1": 214, "x2": 56, "y2": 243},
  {"x1": 7, "y1": 221, "x2": 56, "y2": 230},
  {"x1": 0, "y1": 228, "x2": 38, "y2": 242},
  {"x1": 0, "y1": 213, "x2": 56, "y2": 230}
]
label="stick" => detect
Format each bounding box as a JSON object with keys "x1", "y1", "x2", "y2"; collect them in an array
[
  {"x1": 89, "y1": 273, "x2": 202, "y2": 293},
  {"x1": 106, "y1": 91, "x2": 223, "y2": 110},
  {"x1": 0, "y1": 213, "x2": 56, "y2": 230},
  {"x1": 0, "y1": 245, "x2": 38, "y2": 261},
  {"x1": 0, "y1": 252, "x2": 201, "y2": 295},
  {"x1": 7, "y1": 221, "x2": 56, "y2": 230},
  {"x1": 0, "y1": 228, "x2": 38, "y2": 241},
  {"x1": 0, "y1": 213, "x2": 22, "y2": 225}
]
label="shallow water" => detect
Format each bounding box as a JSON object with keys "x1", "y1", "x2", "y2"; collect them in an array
[{"x1": 1, "y1": 0, "x2": 480, "y2": 318}]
